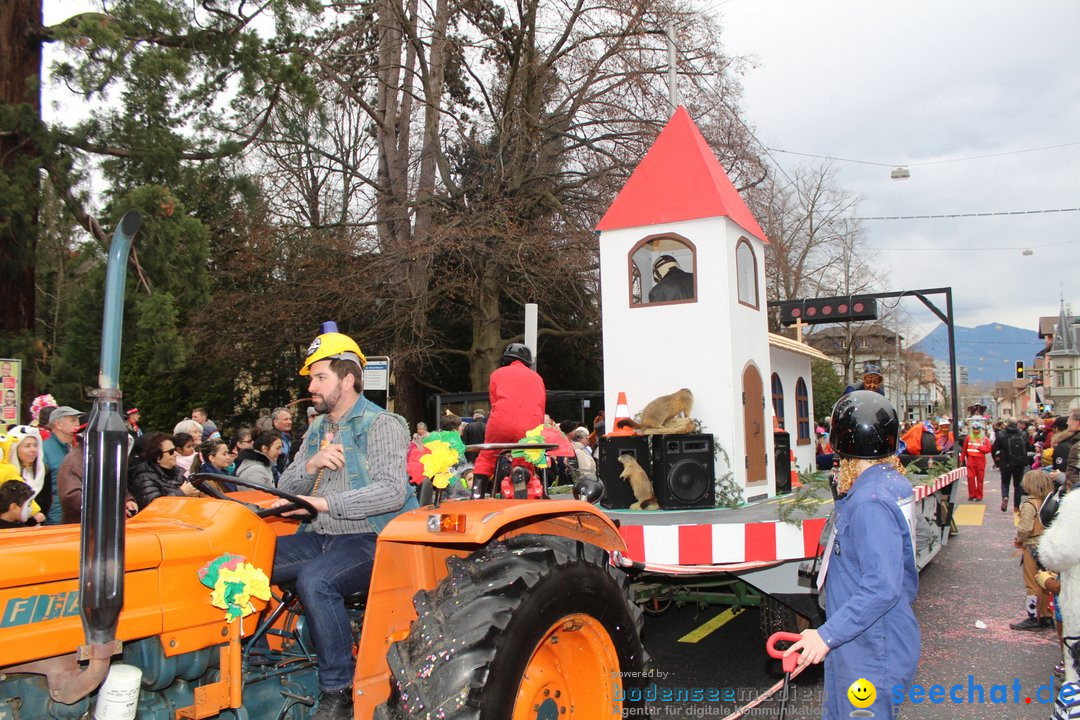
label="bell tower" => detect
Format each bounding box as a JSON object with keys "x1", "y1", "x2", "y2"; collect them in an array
[{"x1": 596, "y1": 106, "x2": 774, "y2": 494}]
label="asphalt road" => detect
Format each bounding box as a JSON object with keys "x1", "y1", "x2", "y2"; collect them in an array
[
  {"x1": 633, "y1": 478, "x2": 1062, "y2": 720},
  {"x1": 637, "y1": 593, "x2": 823, "y2": 719}
]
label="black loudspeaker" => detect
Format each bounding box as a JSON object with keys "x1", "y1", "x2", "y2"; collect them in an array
[
  {"x1": 651, "y1": 434, "x2": 715, "y2": 509},
  {"x1": 598, "y1": 436, "x2": 652, "y2": 509},
  {"x1": 774, "y1": 430, "x2": 792, "y2": 495}
]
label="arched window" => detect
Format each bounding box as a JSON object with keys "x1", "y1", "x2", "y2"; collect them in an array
[
  {"x1": 735, "y1": 238, "x2": 758, "y2": 309},
  {"x1": 771, "y1": 373, "x2": 784, "y2": 429},
  {"x1": 628, "y1": 234, "x2": 697, "y2": 307},
  {"x1": 796, "y1": 378, "x2": 810, "y2": 445}
]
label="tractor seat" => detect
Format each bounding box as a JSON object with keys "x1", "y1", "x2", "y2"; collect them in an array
[{"x1": 276, "y1": 580, "x2": 368, "y2": 608}]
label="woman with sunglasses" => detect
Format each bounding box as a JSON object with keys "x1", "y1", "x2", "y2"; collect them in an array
[{"x1": 129, "y1": 432, "x2": 199, "y2": 509}]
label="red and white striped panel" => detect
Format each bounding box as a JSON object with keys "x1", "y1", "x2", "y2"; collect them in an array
[
  {"x1": 618, "y1": 517, "x2": 828, "y2": 567},
  {"x1": 912, "y1": 467, "x2": 965, "y2": 501}
]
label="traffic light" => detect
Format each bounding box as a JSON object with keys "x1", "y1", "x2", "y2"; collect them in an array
[
  {"x1": 777, "y1": 295, "x2": 879, "y2": 326},
  {"x1": 1015, "y1": 361, "x2": 1024, "y2": 379}
]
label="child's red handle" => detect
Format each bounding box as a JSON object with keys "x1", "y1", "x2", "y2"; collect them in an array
[{"x1": 766, "y1": 632, "x2": 804, "y2": 674}]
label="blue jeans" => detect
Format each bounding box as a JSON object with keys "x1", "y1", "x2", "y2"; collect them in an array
[{"x1": 272, "y1": 531, "x2": 377, "y2": 691}]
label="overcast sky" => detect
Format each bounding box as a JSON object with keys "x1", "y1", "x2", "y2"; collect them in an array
[{"x1": 713, "y1": 0, "x2": 1080, "y2": 341}]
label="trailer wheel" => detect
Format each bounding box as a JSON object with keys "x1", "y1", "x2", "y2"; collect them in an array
[
  {"x1": 758, "y1": 595, "x2": 809, "y2": 647},
  {"x1": 376, "y1": 534, "x2": 648, "y2": 719}
]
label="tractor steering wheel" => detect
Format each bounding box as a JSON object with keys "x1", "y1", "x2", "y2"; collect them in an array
[{"x1": 189, "y1": 473, "x2": 320, "y2": 520}]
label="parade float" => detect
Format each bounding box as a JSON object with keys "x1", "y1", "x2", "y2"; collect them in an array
[{"x1": 590, "y1": 106, "x2": 965, "y2": 632}]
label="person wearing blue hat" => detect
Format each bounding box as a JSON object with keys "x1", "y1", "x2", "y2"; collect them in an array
[{"x1": 844, "y1": 361, "x2": 885, "y2": 396}]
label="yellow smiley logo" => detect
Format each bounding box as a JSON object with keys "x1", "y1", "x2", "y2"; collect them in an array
[{"x1": 848, "y1": 678, "x2": 876, "y2": 708}]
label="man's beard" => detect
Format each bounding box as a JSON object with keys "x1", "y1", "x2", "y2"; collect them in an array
[{"x1": 312, "y1": 383, "x2": 342, "y2": 414}]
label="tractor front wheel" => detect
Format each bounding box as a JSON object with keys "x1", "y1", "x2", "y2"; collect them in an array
[{"x1": 376, "y1": 534, "x2": 647, "y2": 719}]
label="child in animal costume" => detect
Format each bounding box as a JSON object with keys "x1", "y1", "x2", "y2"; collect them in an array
[
  {"x1": 962, "y1": 421, "x2": 992, "y2": 501},
  {"x1": 0, "y1": 427, "x2": 46, "y2": 524},
  {"x1": 1009, "y1": 470, "x2": 1055, "y2": 630}
]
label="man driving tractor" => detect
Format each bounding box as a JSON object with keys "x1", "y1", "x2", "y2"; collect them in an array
[{"x1": 271, "y1": 328, "x2": 418, "y2": 720}]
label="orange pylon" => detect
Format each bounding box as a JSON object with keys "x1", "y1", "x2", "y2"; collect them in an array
[{"x1": 606, "y1": 391, "x2": 637, "y2": 436}]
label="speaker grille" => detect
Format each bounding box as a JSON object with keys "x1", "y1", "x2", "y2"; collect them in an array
[
  {"x1": 666, "y1": 458, "x2": 711, "y2": 504},
  {"x1": 652, "y1": 433, "x2": 715, "y2": 509}
]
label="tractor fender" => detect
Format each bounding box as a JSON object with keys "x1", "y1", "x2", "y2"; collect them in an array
[
  {"x1": 376, "y1": 498, "x2": 626, "y2": 553},
  {"x1": 354, "y1": 499, "x2": 628, "y2": 715}
]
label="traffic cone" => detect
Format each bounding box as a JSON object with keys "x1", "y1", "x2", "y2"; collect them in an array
[
  {"x1": 606, "y1": 391, "x2": 637, "y2": 437},
  {"x1": 790, "y1": 450, "x2": 801, "y2": 489}
]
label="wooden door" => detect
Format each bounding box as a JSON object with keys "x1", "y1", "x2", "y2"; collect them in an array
[{"x1": 743, "y1": 365, "x2": 767, "y2": 485}]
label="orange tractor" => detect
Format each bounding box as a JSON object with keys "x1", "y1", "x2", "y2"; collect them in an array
[{"x1": 0, "y1": 213, "x2": 647, "y2": 719}]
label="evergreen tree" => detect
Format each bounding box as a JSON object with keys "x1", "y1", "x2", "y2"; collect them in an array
[
  {"x1": 812, "y1": 358, "x2": 845, "y2": 423},
  {"x1": 2, "y1": 0, "x2": 316, "y2": 419}
]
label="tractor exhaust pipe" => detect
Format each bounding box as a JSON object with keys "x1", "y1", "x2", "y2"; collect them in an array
[
  {"x1": 10, "y1": 211, "x2": 144, "y2": 704},
  {"x1": 80, "y1": 211, "x2": 142, "y2": 659}
]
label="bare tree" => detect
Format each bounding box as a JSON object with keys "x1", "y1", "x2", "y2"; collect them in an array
[
  {"x1": 228, "y1": 0, "x2": 765, "y2": 423},
  {"x1": 322, "y1": 1, "x2": 760, "y2": 404},
  {"x1": 750, "y1": 162, "x2": 865, "y2": 305}
]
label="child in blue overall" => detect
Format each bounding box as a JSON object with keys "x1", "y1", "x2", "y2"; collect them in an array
[{"x1": 786, "y1": 391, "x2": 921, "y2": 718}]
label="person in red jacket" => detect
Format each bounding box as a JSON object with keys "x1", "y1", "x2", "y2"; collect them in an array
[
  {"x1": 471, "y1": 343, "x2": 546, "y2": 498},
  {"x1": 963, "y1": 420, "x2": 992, "y2": 501}
]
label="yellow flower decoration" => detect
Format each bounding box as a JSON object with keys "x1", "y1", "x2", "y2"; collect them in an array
[
  {"x1": 511, "y1": 424, "x2": 549, "y2": 468},
  {"x1": 420, "y1": 440, "x2": 459, "y2": 480},
  {"x1": 521, "y1": 446, "x2": 545, "y2": 465},
  {"x1": 210, "y1": 563, "x2": 272, "y2": 621}
]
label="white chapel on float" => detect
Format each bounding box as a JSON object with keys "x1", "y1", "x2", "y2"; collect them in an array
[{"x1": 597, "y1": 106, "x2": 823, "y2": 496}]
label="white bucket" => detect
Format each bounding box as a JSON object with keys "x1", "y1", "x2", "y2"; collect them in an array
[{"x1": 93, "y1": 663, "x2": 142, "y2": 720}]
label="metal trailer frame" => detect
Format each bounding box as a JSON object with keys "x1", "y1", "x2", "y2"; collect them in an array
[
  {"x1": 768, "y1": 286, "x2": 963, "y2": 468},
  {"x1": 607, "y1": 466, "x2": 962, "y2": 631}
]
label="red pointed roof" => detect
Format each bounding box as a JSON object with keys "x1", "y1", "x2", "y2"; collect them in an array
[{"x1": 596, "y1": 106, "x2": 767, "y2": 242}]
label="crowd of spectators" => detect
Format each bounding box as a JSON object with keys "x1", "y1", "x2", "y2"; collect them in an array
[
  {"x1": 0, "y1": 398, "x2": 322, "y2": 528},
  {"x1": 0, "y1": 396, "x2": 610, "y2": 528},
  {"x1": 941, "y1": 408, "x2": 1080, "y2": 682},
  {"x1": 817, "y1": 406, "x2": 1080, "y2": 681}
]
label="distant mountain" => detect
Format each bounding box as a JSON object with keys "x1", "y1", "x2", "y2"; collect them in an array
[{"x1": 912, "y1": 323, "x2": 1045, "y2": 384}]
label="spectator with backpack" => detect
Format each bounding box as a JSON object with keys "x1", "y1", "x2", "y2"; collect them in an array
[
  {"x1": 461, "y1": 411, "x2": 487, "y2": 464},
  {"x1": 993, "y1": 420, "x2": 1033, "y2": 513}
]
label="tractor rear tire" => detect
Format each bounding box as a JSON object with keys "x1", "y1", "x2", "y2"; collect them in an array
[{"x1": 376, "y1": 534, "x2": 648, "y2": 719}]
